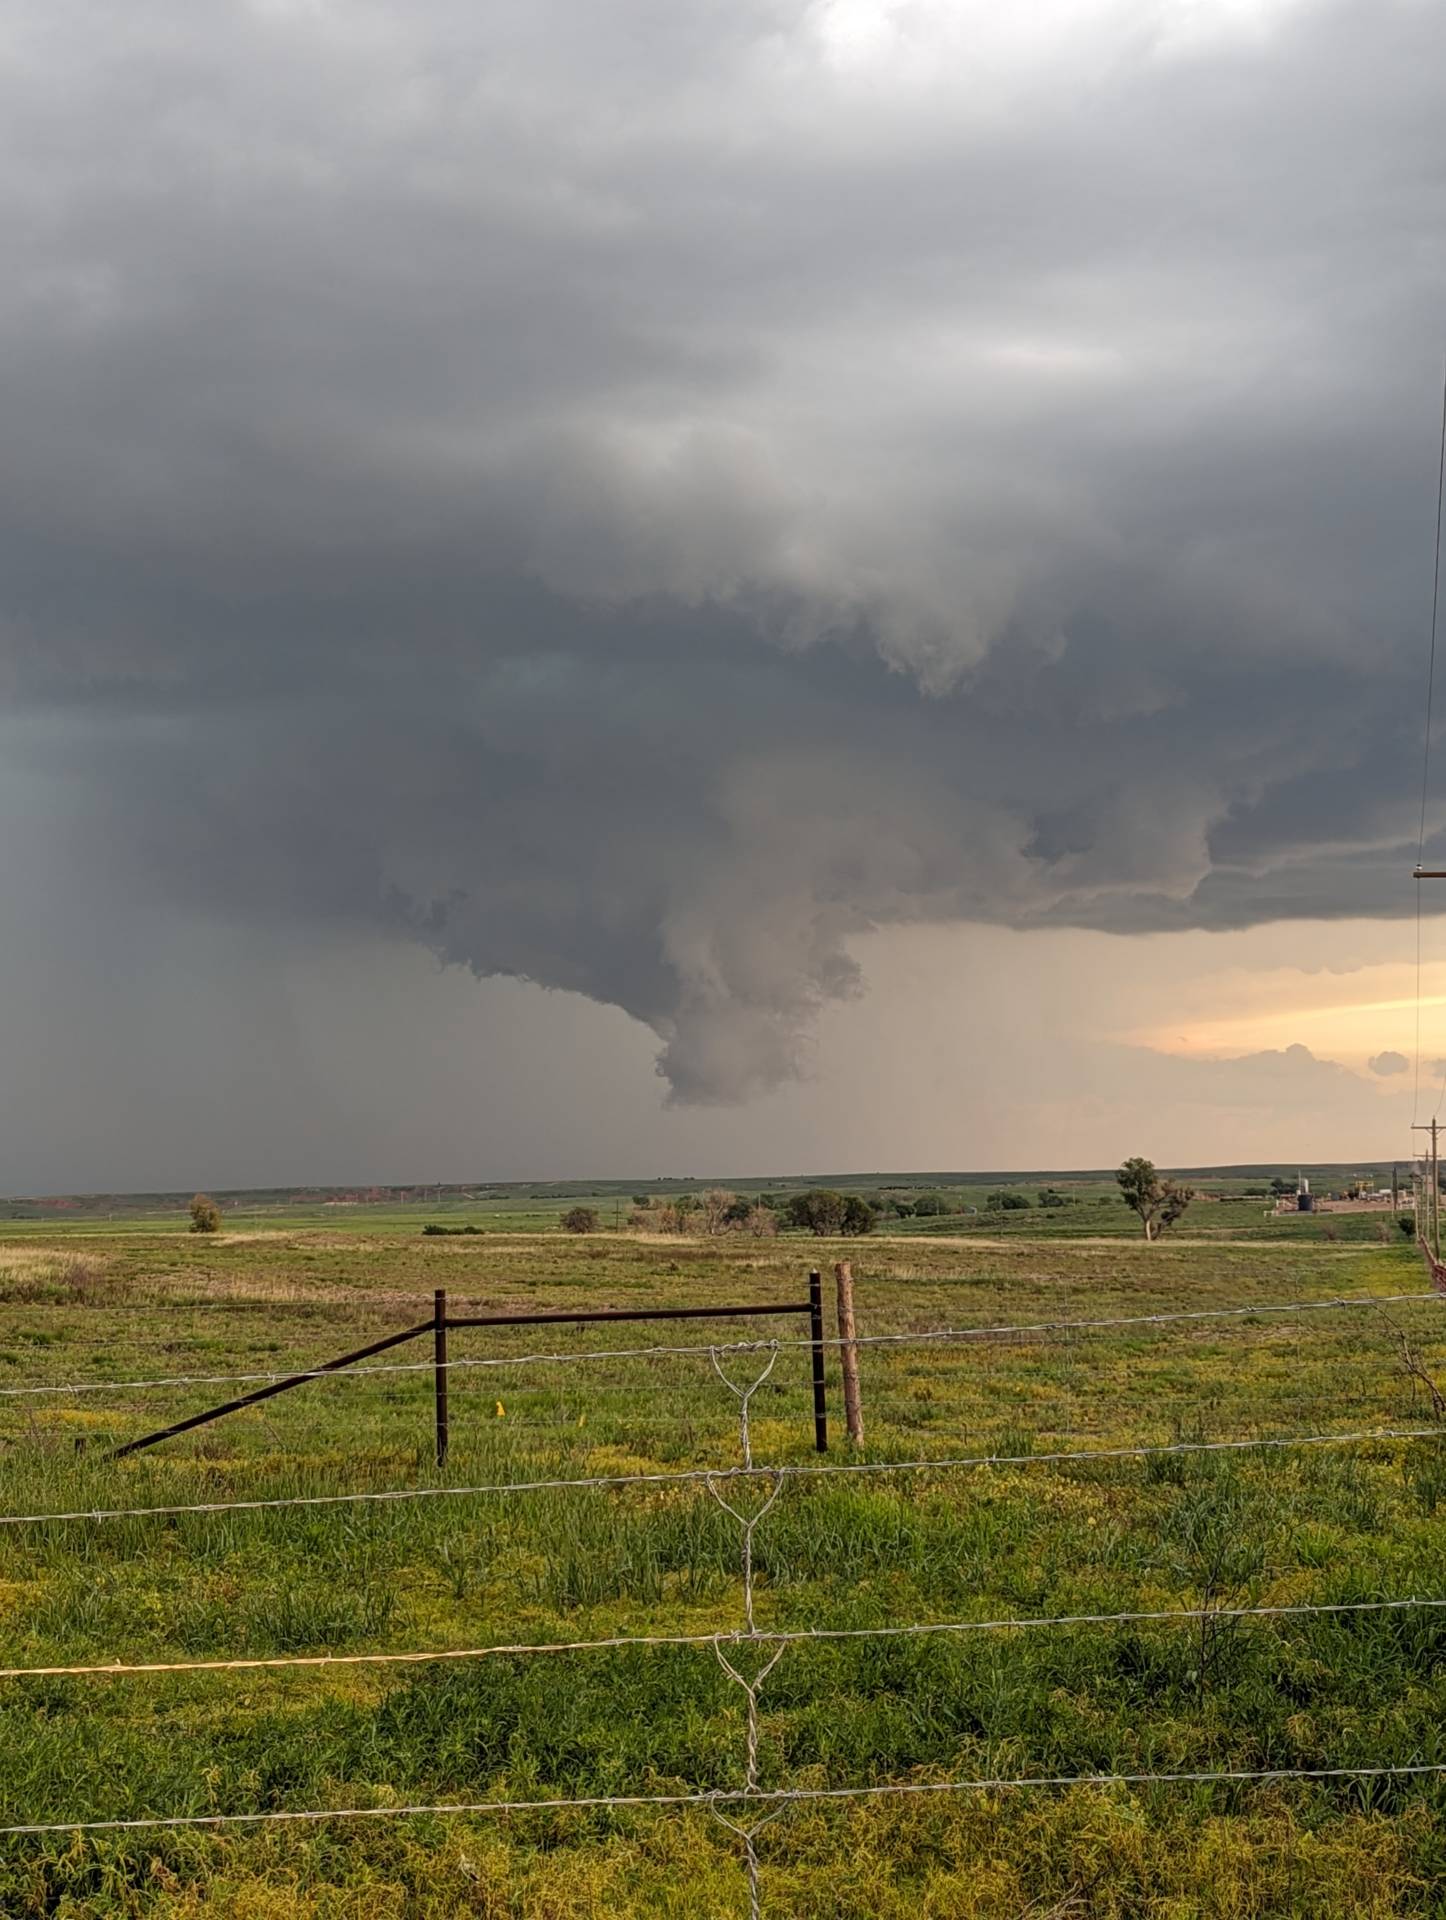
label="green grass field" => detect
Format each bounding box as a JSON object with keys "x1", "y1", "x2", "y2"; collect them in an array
[{"x1": 0, "y1": 1222, "x2": 1441, "y2": 1916}]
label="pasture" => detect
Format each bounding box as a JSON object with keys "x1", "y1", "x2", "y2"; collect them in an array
[{"x1": 0, "y1": 1223, "x2": 1441, "y2": 1916}]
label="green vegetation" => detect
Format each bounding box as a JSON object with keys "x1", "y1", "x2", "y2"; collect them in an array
[
  {"x1": 0, "y1": 1219, "x2": 1437, "y2": 1912},
  {"x1": 985, "y1": 1189, "x2": 1030, "y2": 1211}
]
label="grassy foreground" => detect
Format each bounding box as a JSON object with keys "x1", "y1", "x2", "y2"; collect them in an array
[{"x1": 0, "y1": 1225, "x2": 1442, "y2": 1916}]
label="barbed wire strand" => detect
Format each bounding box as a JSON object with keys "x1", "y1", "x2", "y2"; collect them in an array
[
  {"x1": 1, "y1": 1762, "x2": 1443, "y2": 1841},
  {"x1": 2, "y1": 1292, "x2": 1439, "y2": 1401},
  {"x1": 4, "y1": 1593, "x2": 1443, "y2": 1683},
  {"x1": 3, "y1": 1424, "x2": 1439, "y2": 1531}
]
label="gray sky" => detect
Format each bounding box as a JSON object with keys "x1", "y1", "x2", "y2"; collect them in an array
[{"x1": 2, "y1": 0, "x2": 1445, "y2": 1191}]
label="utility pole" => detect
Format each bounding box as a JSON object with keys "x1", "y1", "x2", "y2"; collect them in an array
[{"x1": 1414, "y1": 1120, "x2": 1441, "y2": 1258}]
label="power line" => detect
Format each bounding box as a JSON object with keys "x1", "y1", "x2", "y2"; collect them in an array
[
  {"x1": 2, "y1": 1423, "x2": 1438, "y2": 1530},
  {"x1": 5, "y1": 1593, "x2": 1442, "y2": 1683},
  {"x1": 2, "y1": 1761, "x2": 1444, "y2": 1840}
]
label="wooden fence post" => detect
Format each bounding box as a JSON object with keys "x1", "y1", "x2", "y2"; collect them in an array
[
  {"x1": 834, "y1": 1260, "x2": 863, "y2": 1445},
  {"x1": 434, "y1": 1288, "x2": 450, "y2": 1467}
]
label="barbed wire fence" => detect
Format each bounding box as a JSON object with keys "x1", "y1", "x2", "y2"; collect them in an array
[{"x1": 0, "y1": 1290, "x2": 1443, "y2": 1912}]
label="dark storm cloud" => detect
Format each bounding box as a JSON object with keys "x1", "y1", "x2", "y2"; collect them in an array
[{"x1": 2, "y1": 0, "x2": 1445, "y2": 1099}]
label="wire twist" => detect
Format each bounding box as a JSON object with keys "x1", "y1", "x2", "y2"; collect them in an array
[{"x1": 703, "y1": 1346, "x2": 792, "y2": 1912}]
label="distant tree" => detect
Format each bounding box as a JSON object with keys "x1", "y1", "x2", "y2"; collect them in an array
[
  {"x1": 745, "y1": 1205, "x2": 779, "y2": 1238},
  {"x1": 1116, "y1": 1158, "x2": 1194, "y2": 1242},
  {"x1": 987, "y1": 1190, "x2": 1031, "y2": 1211},
  {"x1": 561, "y1": 1205, "x2": 600, "y2": 1234},
  {"x1": 1037, "y1": 1187, "x2": 1069, "y2": 1209},
  {"x1": 787, "y1": 1190, "x2": 847, "y2": 1235},
  {"x1": 189, "y1": 1194, "x2": 221, "y2": 1234},
  {"x1": 840, "y1": 1194, "x2": 877, "y2": 1236},
  {"x1": 891, "y1": 1199, "x2": 916, "y2": 1218},
  {"x1": 912, "y1": 1192, "x2": 952, "y2": 1218},
  {"x1": 699, "y1": 1189, "x2": 738, "y2": 1235},
  {"x1": 1269, "y1": 1176, "x2": 1295, "y2": 1197}
]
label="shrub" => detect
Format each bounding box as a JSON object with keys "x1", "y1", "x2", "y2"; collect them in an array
[
  {"x1": 561, "y1": 1206, "x2": 600, "y2": 1234},
  {"x1": 911, "y1": 1192, "x2": 952, "y2": 1217},
  {"x1": 189, "y1": 1194, "x2": 221, "y2": 1234}
]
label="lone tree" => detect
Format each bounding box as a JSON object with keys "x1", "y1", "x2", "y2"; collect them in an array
[
  {"x1": 1116, "y1": 1157, "x2": 1194, "y2": 1241},
  {"x1": 189, "y1": 1194, "x2": 221, "y2": 1234},
  {"x1": 560, "y1": 1205, "x2": 600, "y2": 1234}
]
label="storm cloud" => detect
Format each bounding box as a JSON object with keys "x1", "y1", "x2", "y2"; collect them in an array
[{"x1": 3, "y1": 0, "x2": 1445, "y2": 1103}]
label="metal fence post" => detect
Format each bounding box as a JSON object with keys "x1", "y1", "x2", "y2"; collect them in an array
[
  {"x1": 434, "y1": 1288, "x2": 449, "y2": 1467},
  {"x1": 808, "y1": 1269, "x2": 828, "y2": 1452}
]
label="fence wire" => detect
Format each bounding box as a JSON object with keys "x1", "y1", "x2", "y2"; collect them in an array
[
  {"x1": 0, "y1": 1289, "x2": 1437, "y2": 1400},
  {"x1": 1, "y1": 1423, "x2": 1438, "y2": 1531}
]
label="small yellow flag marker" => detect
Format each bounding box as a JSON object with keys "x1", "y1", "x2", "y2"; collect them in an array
[{"x1": 495, "y1": 1400, "x2": 505, "y2": 1419}]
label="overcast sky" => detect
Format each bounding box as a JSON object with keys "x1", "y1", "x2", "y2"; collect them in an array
[{"x1": 3, "y1": 0, "x2": 1445, "y2": 1192}]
